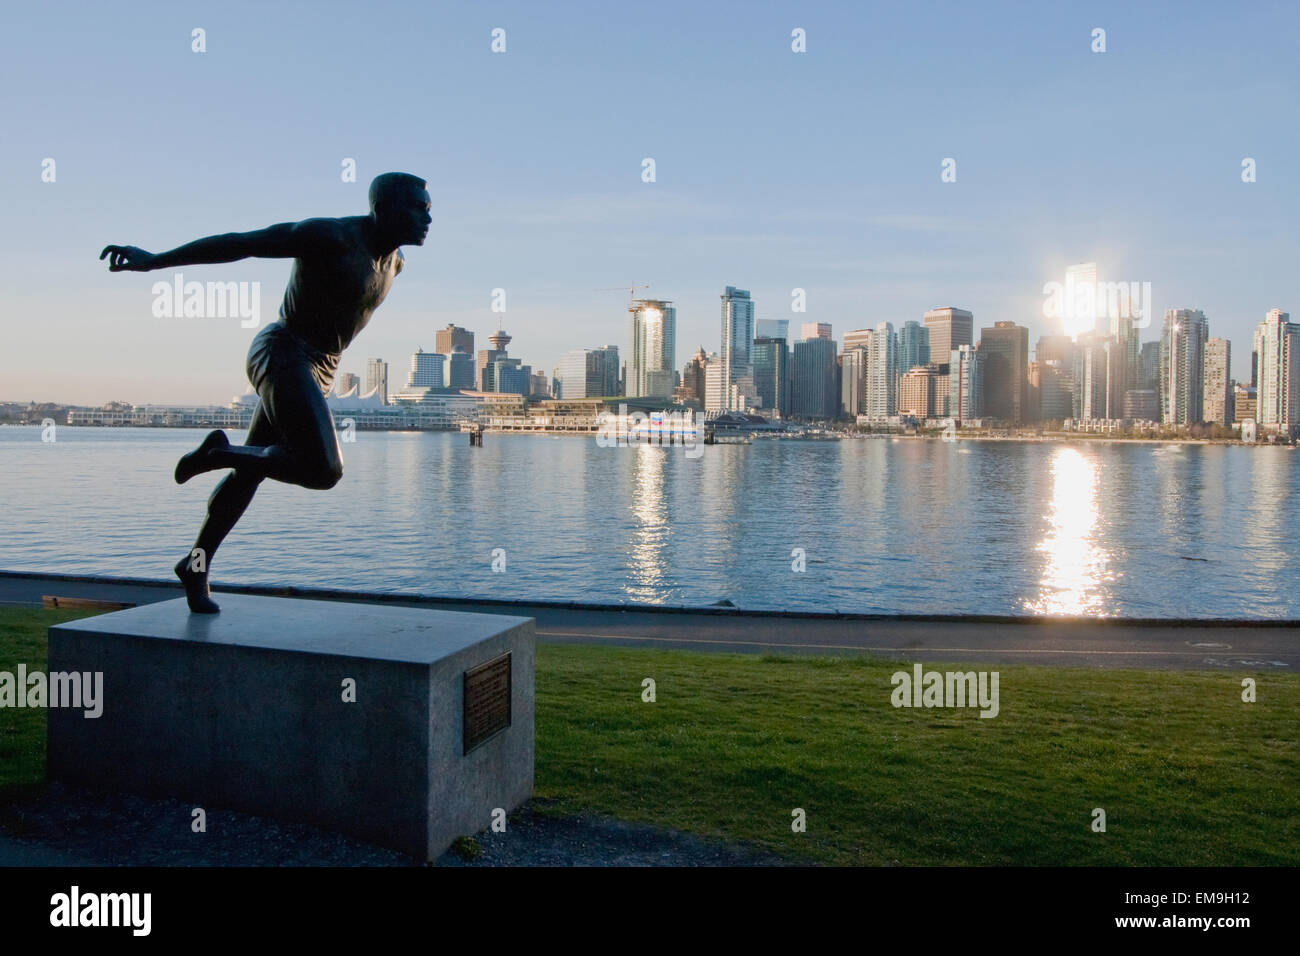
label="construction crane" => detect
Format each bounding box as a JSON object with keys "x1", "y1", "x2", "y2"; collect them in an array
[{"x1": 594, "y1": 284, "x2": 649, "y2": 305}]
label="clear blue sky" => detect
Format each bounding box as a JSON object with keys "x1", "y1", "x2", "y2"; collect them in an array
[{"x1": 2, "y1": 0, "x2": 1296, "y2": 404}]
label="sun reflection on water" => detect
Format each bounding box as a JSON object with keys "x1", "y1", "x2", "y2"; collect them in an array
[{"x1": 1025, "y1": 447, "x2": 1111, "y2": 615}]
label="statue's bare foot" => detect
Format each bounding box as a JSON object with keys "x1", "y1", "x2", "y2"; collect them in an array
[
  {"x1": 174, "y1": 429, "x2": 230, "y2": 484},
  {"x1": 174, "y1": 556, "x2": 220, "y2": 613}
]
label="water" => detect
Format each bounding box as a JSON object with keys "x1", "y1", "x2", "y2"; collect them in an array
[{"x1": 1, "y1": 426, "x2": 1296, "y2": 618}]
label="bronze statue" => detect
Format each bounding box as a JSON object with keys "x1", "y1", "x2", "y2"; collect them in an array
[{"x1": 101, "y1": 173, "x2": 431, "y2": 612}]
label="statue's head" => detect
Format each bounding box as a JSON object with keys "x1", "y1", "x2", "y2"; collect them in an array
[{"x1": 369, "y1": 172, "x2": 431, "y2": 246}]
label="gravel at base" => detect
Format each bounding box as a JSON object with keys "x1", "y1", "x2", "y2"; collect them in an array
[{"x1": 0, "y1": 785, "x2": 792, "y2": 867}]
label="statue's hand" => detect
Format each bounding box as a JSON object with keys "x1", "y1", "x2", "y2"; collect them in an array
[{"x1": 99, "y1": 245, "x2": 156, "y2": 272}]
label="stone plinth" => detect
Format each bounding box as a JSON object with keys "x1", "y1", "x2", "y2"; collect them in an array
[{"x1": 47, "y1": 594, "x2": 534, "y2": 861}]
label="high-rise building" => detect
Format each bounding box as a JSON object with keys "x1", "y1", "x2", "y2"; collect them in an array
[
  {"x1": 841, "y1": 348, "x2": 865, "y2": 417},
  {"x1": 435, "y1": 324, "x2": 474, "y2": 356},
  {"x1": 1160, "y1": 309, "x2": 1209, "y2": 424},
  {"x1": 1123, "y1": 389, "x2": 1158, "y2": 421},
  {"x1": 791, "y1": 336, "x2": 838, "y2": 419},
  {"x1": 407, "y1": 348, "x2": 446, "y2": 388},
  {"x1": 949, "y1": 345, "x2": 983, "y2": 422},
  {"x1": 333, "y1": 372, "x2": 360, "y2": 396},
  {"x1": 1078, "y1": 334, "x2": 1120, "y2": 420},
  {"x1": 897, "y1": 321, "x2": 930, "y2": 378},
  {"x1": 676, "y1": 347, "x2": 709, "y2": 405},
  {"x1": 627, "y1": 299, "x2": 677, "y2": 398},
  {"x1": 1233, "y1": 384, "x2": 1257, "y2": 423},
  {"x1": 557, "y1": 346, "x2": 620, "y2": 399},
  {"x1": 720, "y1": 286, "x2": 755, "y2": 409},
  {"x1": 1036, "y1": 360, "x2": 1072, "y2": 420},
  {"x1": 800, "y1": 322, "x2": 832, "y2": 341},
  {"x1": 446, "y1": 347, "x2": 476, "y2": 390},
  {"x1": 1138, "y1": 340, "x2": 1161, "y2": 391},
  {"x1": 978, "y1": 321, "x2": 1029, "y2": 423},
  {"x1": 924, "y1": 307, "x2": 973, "y2": 416},
  {"x1": 899, "y1": 365, "x2": 940, "y2": 419},
  {"x1": 1254, "y1": 309, "x2": 1300, "y2": 428},
  {"x1": 1203, "y1": 338, "x2": 1233, "y2": 426},
  {"x1": 703, "y1": 352, "x2": 724, "y2": 412},
  {"x1": 755, "y1": 318, "x2": 789, "y2": 341},
  {"x1": 530, "y1": 371, "x2": 550, "y2": 399},
  {"x1": 862, "y1": 322, "x2": 897, "y2": 419},
  {"x1": 365, "y1": 358, "x2": 389, "y2": 404},
  {"x1": 752, "y1": 337, "x2": 789, "y2": 416}
]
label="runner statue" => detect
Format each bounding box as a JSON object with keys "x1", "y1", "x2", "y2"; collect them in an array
[{"x1": 100, "y1": 172, "x2": 431, "y2": 613}]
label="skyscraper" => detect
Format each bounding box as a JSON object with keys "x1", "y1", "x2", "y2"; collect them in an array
[
  {"x1": 720, "y1": 286, "x2": 755, "y2": 410},
  {"x1": 627, "y1": 299, "x2": 677, "y2": 398},
  {"x1": 800, "y1": 322, "x2": 832, "y2": 341},
  {"x1": 752, "y1": 337, "x2": 789, "y2": 416},
  {"x1": 924, "y1": 307, "x2": 973, "y2": 416},
  {"x1": 435, "y1": 324, "x2": 474, "y2": 356},
  {"x1": 1253, "y1": 309, "x2": 1300, "y2": 428},
  {"x1": 978, "y1": 321, "x2": 1029, "y2": 423},
  {"x1": 1160, "y1": 309, "x2": 1209, "y2": 424},
  {"x1": 407, "y1": 348, "x2": 446, "y2": 388},
  {"x1": 446, "y1": 347, "x2": 476, "y2": 390},
  {"x1": 899, "y1": 365, "x2": 939, "y2": 419},
  {"x1": 791, "y1": 336, "x2": 838, "y2": 419},
  {"x1": 863, "y1": 322, "x2": 897, "y2": 419},
  {"x1": 896, "y1": 321, "x2": 930, "y2": 375},
  {"x1": 557, "y1": 346, "x2": 621, "y2": 399},
  {"x1": 755, "y1": 318, "x2": 789, "y2": 341},
  {"x1": 949, "y1": 344, "x2": 983, "y2": 422},
  {"x1": 365, "y1": 358, "x2": 389, "y2": 404},
  {"x1": 1203, "y1": 338, "x2": 1232, "y2": 426},
  {"x1": 841, "y1": 348, "x2": 865, "y2": 417}
]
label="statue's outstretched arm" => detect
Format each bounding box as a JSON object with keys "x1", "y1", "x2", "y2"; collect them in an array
[{"x1": 101, "y1": 218, "x2": 344, "y2": 272}]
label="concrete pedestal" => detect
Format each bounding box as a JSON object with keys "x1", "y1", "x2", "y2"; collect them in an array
[{"x1": 47, "y1": 594, "x2": 534, "y2": 861}]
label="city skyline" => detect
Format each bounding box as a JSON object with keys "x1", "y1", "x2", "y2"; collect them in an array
[{"x1": 5, "y1": 1, "x2": 1298, "y2": 404}]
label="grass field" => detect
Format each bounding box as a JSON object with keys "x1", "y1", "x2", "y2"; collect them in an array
[{"x1": 3, "y1": 606, "x2": 1297, "y2": 865}]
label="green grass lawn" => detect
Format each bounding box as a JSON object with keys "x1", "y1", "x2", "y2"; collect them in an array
[{"x1": 3, "y1": 606, "x2": 1297, "y2": 865}]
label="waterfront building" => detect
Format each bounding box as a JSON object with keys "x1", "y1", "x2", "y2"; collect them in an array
[
  {"x1": 627, "y1": 299, "x2": 677, "y2": 398},
  {"x1": 978, "y1": 321, "x2": 1028, "y2": 423},
  {"x1": 790, "y1": 336, "x2": 838, "y2": 419},
  {"x1": 1203, "y1": 338, "x2": 1233, "y2": 426},
  {"x1": 1160, "y1": 309, "x2": 1209, "y2": 424}
]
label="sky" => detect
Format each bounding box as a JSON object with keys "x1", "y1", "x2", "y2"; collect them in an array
[{"x1": 2, "y1": 0, "x2": 1297, "y2": 404}]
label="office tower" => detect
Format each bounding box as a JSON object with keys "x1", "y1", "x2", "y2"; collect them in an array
[
  {"x1": 755, "y1": 318, "x2": 789, "y2": 341},
  {"x1": 924, "y1": 307, "x2": 973, "y2": 416},
  {"x1": 841, "y1": 348, "x2": 865, "y2": 416},
  {"x1": 627, "y1": 299, "x2": 677, "y2": 398},
  {"x1": 557, "y1": 346, "x2": 620, "y2": 399},
  {"x1": 333, "y1": 372, "x2": 360, "y2": 396},
  {"x1": 1123, "y1": 389, "x2": 1158, "y2": 421},
  {"x1": 493, "y1": 359, "x2": 532, "y2": 396},
  {"x1": 703, "y1": 353, "x2": 725, "y2": 411},
  {"x1": 949, "y1": 344, "x2": 983, "y2": 422},
  {"x1": 923, "y1": 308, "x2": 974, "y2": 368},
  {"x1": 863, "y1": 322, "x2": 897, "y2": 418},
  {"x1": 899, "y1": 365, "x2": 940, "y2": 419},
  {"x1": 1233, "y1": 384, "x2": 1257, "y2": 423},
  {"x1": 1037, "y1": 360, "x2": 1072, "y2": 420},
  {"x1": 1078, "y1": 334, "x2": 1119, "y2": 419},
  {"x1": 530, "y1": 371, "x2": 550, "y2": 398},
  {"x1": 1253, "y1": 309, "x2": 1300, "y2": 427},
  {"x1": 1138, "y1": 340, "x2": 1160, "y2": 391},
  {"x1": 896, "y1": 321, "x2": 930, "y2": 375},
  {"x1": 791, "y1": 337, "x2": 839, "y2": 419},
  {"x1": 1160, "y1": 309, "x2": 1209, "y2": 424},
  {"x1": 978, "y1": 321, "x2": 1029, "y2": 423},
  {"x1": 801, "y1": 322, "x2": 832, "y2": 341},
  {"x1": 720, "y1": 286, "x2": 755, "y2": 408},
  {"x1": 407, "y1": 348, "x2": 446, "y2": 388},
  {"x1": 752, "y1": 337, "x2": 790, "y2": 416},
  {"x1": 365, "y1": 358, "x2": 389, "y2": 404},
  {"x1": 1203, "y1": 338, "x2": 1232, "y2": 426},
  {"x1": 435, "y1": 324, "x2": 474, "y2": 356},
  {"x1": 1036, "y1": 333, "x2": 1074, "y2": 365},
  {"x1": 843, "y1": 328, "x2": 874, "y2": 352},
  {"x1": 676, "y1": 347, "x2": 709, "y2": 405},
  {"x1": 446, "y1": 347, "x2": 476, "y2": 389}
]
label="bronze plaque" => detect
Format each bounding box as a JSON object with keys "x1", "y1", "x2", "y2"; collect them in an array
[{"x1": 463, "y1": 652, "x2": 512, "y2": 754}]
